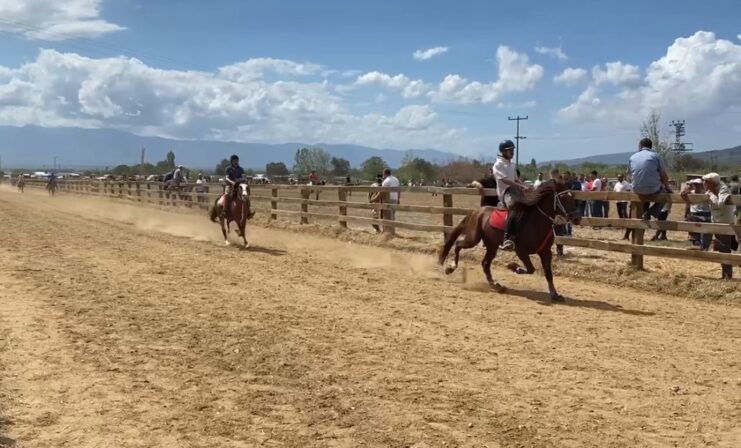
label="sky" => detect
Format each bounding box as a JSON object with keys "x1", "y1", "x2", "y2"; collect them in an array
[{"x1": 0, "y1": 0, "x2": 740, "y2": 163}]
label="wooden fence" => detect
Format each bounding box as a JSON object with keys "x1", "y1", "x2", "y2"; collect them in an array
[{"x1": 21, "y1": 179, "x2": 741, "y2": 268}]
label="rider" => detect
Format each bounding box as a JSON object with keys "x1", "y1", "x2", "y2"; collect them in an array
[
  {"x1": 172, "y1": 165, "x2": 184, "y2": 188},
  {"x1": 221, "y1": 154, "x2": 245, "y2": 217},
  {"x1": 494, "y1": 140, "x2": 531, "y2": 251}
]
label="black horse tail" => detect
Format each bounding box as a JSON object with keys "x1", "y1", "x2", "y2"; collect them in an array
[
  {"x1": 208, "y1": 202, "x2": 219, "y2": 222},
  {"x1": 438, "y1": 213, "x2": 471, "y2": 265}
]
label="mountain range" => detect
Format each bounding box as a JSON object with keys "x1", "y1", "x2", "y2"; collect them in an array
[
  {"x1": 547, "y1": 145, "x2": 741, "y2": 167},
  {"x1": 0, "y1": 125, "x2": 458, "y2": 171}
]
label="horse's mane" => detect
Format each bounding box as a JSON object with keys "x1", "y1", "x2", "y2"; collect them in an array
[{"x1": 519, "y1": 180, "x2": 561, "y2": 206}]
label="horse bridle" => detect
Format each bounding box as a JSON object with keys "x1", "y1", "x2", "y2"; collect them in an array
[{"x1": 536, "y1": 190, "x2": 577, "y2": 226}]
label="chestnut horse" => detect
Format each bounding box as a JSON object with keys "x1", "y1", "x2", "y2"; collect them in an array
[
  {"x1": 439, "y1": 181, "x2": 581, "y2": 301},
  {"x1": 209, "y1": 182, "x2": 254, "y2": 247}
]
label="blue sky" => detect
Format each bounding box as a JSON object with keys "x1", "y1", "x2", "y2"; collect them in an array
[{"x1": 0, "y1": 0, "x2": 740, "y2": 163}]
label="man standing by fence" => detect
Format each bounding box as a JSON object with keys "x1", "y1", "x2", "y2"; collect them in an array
[
  {"x1": 369, "y1": 174, "x2": 384, "y2": 233},
  {"x1": 381, "y1": 168, "x2": 400, "y2": 235},
  {"x1": 470, "y1": 168, "x2": 499, "y2": 207},
  {"x1": 691, "y1": 173, "x2": 736, "y2": 280},
  {"x1": 629, "y1": 138, "x2": 670, "y2": 220}
]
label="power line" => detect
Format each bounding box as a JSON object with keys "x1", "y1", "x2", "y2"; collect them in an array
[{"x1": 508, "y1": 115, "x2": 528, "y2": 167}]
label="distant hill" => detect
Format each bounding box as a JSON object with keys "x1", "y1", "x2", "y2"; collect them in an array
[
  {"x1": 545, "y1": 145, "x2": 741, "y2": 167},
  {"x1": 0, "y1": 125, "x2": 458, "y2": 170}
]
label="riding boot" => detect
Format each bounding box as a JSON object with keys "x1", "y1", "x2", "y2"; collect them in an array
[{"x1": 500, "y1": 213, "x2": 517, "y2": 251}]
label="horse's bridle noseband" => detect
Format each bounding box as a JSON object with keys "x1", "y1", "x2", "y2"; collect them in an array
[{"x1": 537, "y1": 190, "x2": 578, "y2": 225}]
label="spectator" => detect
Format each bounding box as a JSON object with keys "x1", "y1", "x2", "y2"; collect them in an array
[
  {"x1": 195, "y1": 173, "x2": 208, "y2": 203},
  {"x1": 369, "y1": 173, "x2": 384, "y2": 233},
  {"x1": 683, "y1": 179, "x2": 711, "y2": 248},
  {"x1": 470, "y1": 168, "x2": 499, "y2": 207},
  {"x1": 589, "y1": 170, "x2": 603, "y2": 218},
  {"x1": 651, "y1": 201, "x2": 672, "y2": 241},
  {"x1": 629, "y1": 138, "x2": 670, "y2": 220},
  {"x1": 614, "y1": 173, "x2": 633, "y2": 240},
  {"x1": 308, "y1": 170, "x2": 318, "y2": 185},
  {"x1": 551, "y1": 169, "x2": 567, "y2": 256},
  {"x1": 381, "y1": 168, "x2": 400, "y2": 235},
  {"x1": 729, "y1": 174, "x2": 740, "y2": 224},
  {"x1": 534, "y1": 172, "x2": 544, "y2": 188},
  {"x1": 692, "y1": 173, "x2": 736, "y2": 280}
]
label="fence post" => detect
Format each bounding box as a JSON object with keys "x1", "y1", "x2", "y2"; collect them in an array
[
  {"x1": 158, "y1": 183, "x2": 164, "y2": 206},
  {"x1": 270, "y1": 188, "x2": 278, "y2": 220},
  {"x1": 135, "y1": 182, "x2": 141, "y2": 202},
  {"x1": 301, "y1": 188, "x2": 309, "y2": 224},
  {"x1": 338, "y1": 188, "x2": 348, "y2": 228},
  {"x1": 631, "y1": 201, "x2": 645, "y2": 269},
  {"x1": 443, "y1": 191, "x2": 453, "y2": 239},
  {"x1": 146, "y1": 183, "x2": 151, "y2": 204}
]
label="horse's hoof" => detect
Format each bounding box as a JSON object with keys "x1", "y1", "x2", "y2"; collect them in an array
[
  {"x1": 550, "y1": 292, "x2": 564, "y2": 302},
  {"x1": 506, "y1": 262, "x2": 520, "y2": 272},
  {"x1": 491, "y1": 282, "x2": 506, "y2": 293},
  {"x1": 444, "y1": 267, "x2": 455, "y2": 275},
  {"x1": 224, "y1": 241, "x2": 230, "y2": 246}
]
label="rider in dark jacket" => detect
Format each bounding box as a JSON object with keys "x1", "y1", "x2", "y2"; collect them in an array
[{"x1": 222, "y1": 155, "x2": 245, "y2": 217}]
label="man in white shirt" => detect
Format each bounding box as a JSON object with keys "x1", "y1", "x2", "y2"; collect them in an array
[
  {"x1": 589, "y1": 170, "x2": 603, "y2": 218},
  {"x1": 533, "y1": 172, "x2": 544, "y2": 189},
  {"x1": 381, "y1": 168, "x2": 400, "y2": 234},
  {"x1": 614, "y1": 174, "x2": 631, "y2": 219},
  {"x1": 493, "y1": 140, "x2": 531, "y2": 250}
]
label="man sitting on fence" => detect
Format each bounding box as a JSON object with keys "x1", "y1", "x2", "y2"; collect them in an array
[{"x1": 629, "y1": 138, "x2": 670, "y2": 220}]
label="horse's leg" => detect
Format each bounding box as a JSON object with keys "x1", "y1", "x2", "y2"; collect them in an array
[
  {"x1": 445, "y1": 229, "x2": 481, "y2": 275},
  {"x1": 241, "y1": 219, "x2": 249, "y2": 248},
  {"x1": 481, "y1": 241, "x2": 505, "y2": 293},
  {"x1": 220, "y1": 218, "x2": 229, "y2": 245},
  {"x1": 508, "y1": 250, "x2": 536, "y2": 275},
  {"x1": 539, "y1": 249, "x2": 563, "y2": 301}
]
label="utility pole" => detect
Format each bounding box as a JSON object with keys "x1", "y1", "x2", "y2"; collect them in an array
[
  {"x1": 669, "y1": 120, "x2": 692, "y2": 173},
  {"x1": 508, "y1": 115, "x2": 528, "y2": 168},
  {"x1": 53, "y1": 156, "x2": 57, "y2": 171},
  {"x1": 140, "y1": 146, "x2": 146, "y2": 176}
]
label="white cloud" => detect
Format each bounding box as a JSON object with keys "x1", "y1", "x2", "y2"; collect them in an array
[
  {"x1": 559, "y1": 31, "x2": 741, "y2": 125},
  {"x1": 592, "y1": 61, "x2": 641, "y2": 87},
  {"x1": 553, "y1": 67, "x2": 588, "y2": 86},
  {"x1": 348, "y1": 71, "x2": 431, "y2": 98},
  {"x1": 413, "y1": 46, "x2": 449, "y2": 61},
  {"x1": 431, "y1": 46, "x2": 543, "y2": 103},
  {"x1": 0, "y1": 0, "x2": 124, "y2": 40},
  {"x1": 737, "y1": 34, "x2": 741, "y2": 41},
  {"x1": 218, "y1": 58, "x2": 322, "y2": 82},
  {"x1": 0, "y1": 49, "x2": 464, "y2": 151},
  {"x1": 535, "y1": 46, "x2": 568, "y2": 61}
]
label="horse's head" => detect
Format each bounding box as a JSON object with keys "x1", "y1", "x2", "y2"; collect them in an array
[
  {"x1": 238, "y1": 183, "x2": 250, "y2": 201},
  {"x1": 552, "y1": 182, "x2": 581, "y2": 225}
]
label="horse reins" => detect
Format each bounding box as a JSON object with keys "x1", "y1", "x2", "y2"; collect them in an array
[{"x1": 536, "y1": 190, "x2": 573, "y2": 226}]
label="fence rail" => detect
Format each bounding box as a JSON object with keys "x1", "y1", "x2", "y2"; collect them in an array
[{"x1": 18, "y1": 179, "x2": 741, "y2": 268}]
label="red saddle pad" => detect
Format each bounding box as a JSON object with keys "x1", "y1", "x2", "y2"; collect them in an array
[{"x1": 489, "y1": 209, "x2": 508, "y2": 231}]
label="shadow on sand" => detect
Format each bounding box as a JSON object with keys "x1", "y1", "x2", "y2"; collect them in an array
[
  {"x1": 236, "y1": 244, "x2": 287, "y2": 256},
  {"x1": 503, "y1": 287, "x2": 656, "y2": 316},
  {"x1": 0, "y1": 416, "x2": 16, "y2": 447}
]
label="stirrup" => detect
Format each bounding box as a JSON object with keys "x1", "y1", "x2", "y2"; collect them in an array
[{"x1": 499, "y1": 239, "x2": 515, "y2": 251}]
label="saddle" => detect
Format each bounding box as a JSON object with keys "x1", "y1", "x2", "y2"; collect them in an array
[{"x1": 489, "y1": 209, "x2": 508, "y2": 231}]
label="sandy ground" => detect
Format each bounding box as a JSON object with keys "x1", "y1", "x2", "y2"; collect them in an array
[{"x1": 0, "y1": 187, "x2": 740, "y2": 448}]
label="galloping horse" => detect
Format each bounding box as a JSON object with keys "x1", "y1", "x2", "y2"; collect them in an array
[
  {"x1": 209, "y1": 181, "x2": 255, "y2": 247},
  {"x1": 439, "y1": 181, "x2": 581, "y2": 301}
]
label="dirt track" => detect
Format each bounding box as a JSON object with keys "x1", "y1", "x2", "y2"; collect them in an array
[{"x1": 1, "y1": 189, "x2": 739, "y2": 448}]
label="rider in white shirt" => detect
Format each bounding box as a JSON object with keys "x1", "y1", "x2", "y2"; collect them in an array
[{"x1": 493, "y1": 140, "x2": 531, "y2": 250}]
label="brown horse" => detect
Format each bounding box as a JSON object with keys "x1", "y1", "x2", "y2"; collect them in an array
[
  {"x1": 209, "y1": 182, "x2": 255, "y2": 247},
  {"x1": 438, "y1": 181, "x2": 581, "y2": 301}
]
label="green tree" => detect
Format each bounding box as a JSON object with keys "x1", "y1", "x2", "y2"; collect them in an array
[
  {"x1": 266, "y1": 162, "x2": 289, "y2": 176},
  {"x1": 641, "y1": 110, "x2": 672, "y2": 163},
  {"x1": 294, "y1": 147, "x2": 332, "y2": 177},
  {"x1": 215, "y1": 158, "x2": 230, "y2": 175},
  {"x1": 529, "y1": 158, "x2": 537, "y2": 169},
  {"x1": 398, "y1": 157, "x2": 437, "y2": 183},
  {"x1": 165, "y1": 150, "x2": 176, "y2": 169},
  {"x1": 359, "y1": 156, "x2": 388, "y2": 181},
  {"x1": 330, "y1": 157, "x2": 351, "y2": 176}
]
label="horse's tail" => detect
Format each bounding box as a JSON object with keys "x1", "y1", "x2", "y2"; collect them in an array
[
  {"x1": 438, "y1": 212, "x2": 472, "y2": 265},
  {"x1": 208, "y1": 202, "x2": 219, "y2": 222}
]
